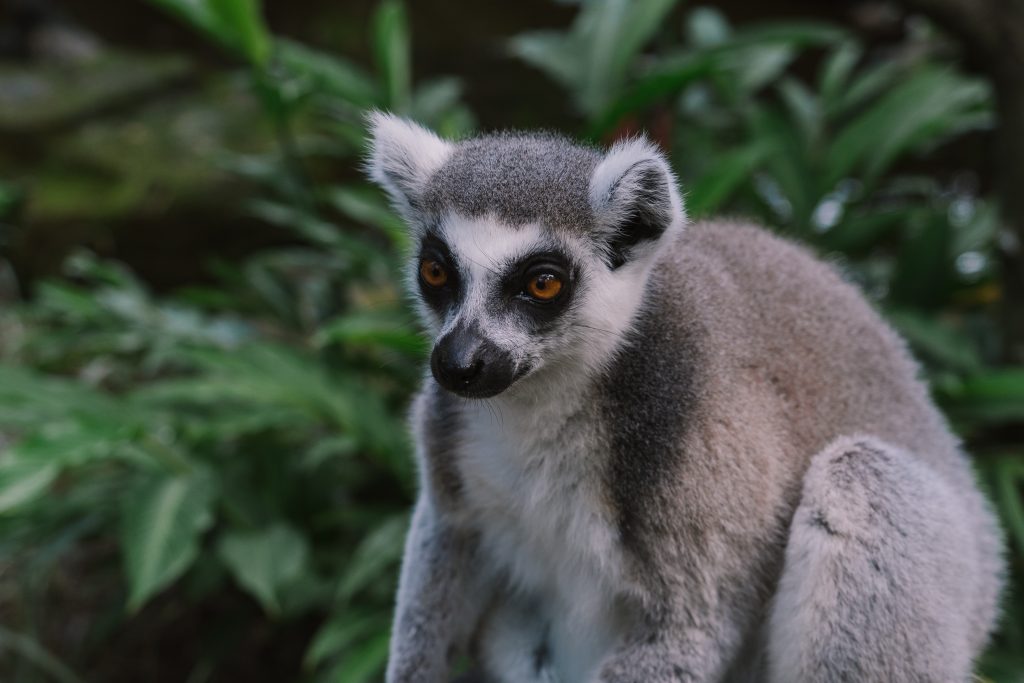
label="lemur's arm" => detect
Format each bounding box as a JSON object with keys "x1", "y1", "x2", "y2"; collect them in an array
[
  {"x1": 594, "y1": 541, "x2": 763, "y2": 682},
  {"x1": 386, "y1": 494, "x2": 484, "y2": 683}
]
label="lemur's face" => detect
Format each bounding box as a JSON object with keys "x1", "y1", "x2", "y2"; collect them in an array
[
  {"x1": 412, "y1": 216, "x2": 586, "y2": 398},
  {"x1": 367, "y1": 114, "x2": 685, "y2": 400}
]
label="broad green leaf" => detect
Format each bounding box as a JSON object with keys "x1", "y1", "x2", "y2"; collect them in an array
[
  {"x1": 777, "y1": 77, "x2": 820, "y2": 147},
  {"x1": 149, "y1": 0, "x2": 270, "y2": 66},
  {"x1": 942, "y1": 369, "x2": 1024, "y2": 425},
  {"x1": 373, "y1": 0, "x2": 412, "y2": 112},
  {"x1": 277, "y1": 40, "x2": 379, "y2": 107},
  {"x1": 592, "y1": 0, "x2": 678, "y2": 99},
  {"x1": 122, "y1": 472, "x2": 215, "y2": 611},
  {"x1": 315, "y1": 310, "x2": 428, "y2": 357},
  {"x1": 324, "y1": 186, "x2": 407, "y2": 249},
  {"x1": 686, "y1": 142, "x2": 772, "y2": 216},
  {"x1": 209, "y1": 0, "x2": 270, "y2": 66},
  {"x1": 819, "y1": 41, "x2": 861, "y2": 110},
  {"x1": 819, "y1": 207, "x2": 907, "y2": 253},
  {"x1": 511, "y1": 0, "x2": 678, "y2": 115},
  {"x1": 218, "y1": 523, "x2": 310, "y2": 615},
  {"x1": 992, "y1": 457, "x2": 1024, "y2": 552},
  {"x1": 334, "y1": 632, "x2": 390, "y2": 683},
  {"x1": 723, "y1": 21, "x2": 845, "y2": 48},
  {"x1": 832, "y1": 57, "x2": 908, "y2": 117},
  {"x1": 304, "y1": 612, "x2": 385, "y2": 670},
  {"x1": 748, "y1": 106, "x2": 818, "y2": 229},
  {"x1": 410, "y1": 77, "x2": 467, "y2": 130},
  {"x1": 0, "y1": 461, "x2": 59, "y2": 514},
  {"x1": 885, "y1": 310, "x2": 983, "y2": 375},
  {"x1": 587, "y1": 52, "x2": 713, "y2": 136},
  {"x1": 337, "y1": 514, "x2": 408, "y2": 602},
  {"x1": 890, "y1": 211, "x2": 954, "y2": 308},
  {"x1": 507, "y1": 31, "x2": 583, "y2": 92},
  {"x1": 826, "y1": 68, "x2": 992, "y2": 187}
]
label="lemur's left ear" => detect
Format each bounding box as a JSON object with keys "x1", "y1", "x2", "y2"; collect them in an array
[
  {"x1": 365, "y1": 111, "x2": 453, "y2": 222},
  {"x1": 589, "y1": 137, "x2": 685, "y2": 269}
]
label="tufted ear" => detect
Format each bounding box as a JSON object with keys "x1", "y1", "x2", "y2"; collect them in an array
[
  {"x1": 588, "y1": 137, "x2": 685, "y2": 269},
  {"x1": 365, "y1": 111, "x2": 453, "y2": 221}
]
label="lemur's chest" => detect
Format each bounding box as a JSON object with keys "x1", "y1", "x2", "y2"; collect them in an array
[
  {"x1": 454, "y1": 402, "x2": 629, "y2": 680},
  {"x1": 455, "y1": 402, "x2": 622, "y2": 590}
]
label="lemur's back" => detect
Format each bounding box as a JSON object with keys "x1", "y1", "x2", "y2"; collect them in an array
[
  {"x1": 661, "y1": 220, "x2": 956, "y2": 467},
  {"x1": 638, "y1": 220, "x2": 1003, "y2": 655}
]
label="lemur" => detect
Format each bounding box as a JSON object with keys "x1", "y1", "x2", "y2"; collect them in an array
[{"x1": 366, "y1": 112, "x2": 1005, "y2": 683}]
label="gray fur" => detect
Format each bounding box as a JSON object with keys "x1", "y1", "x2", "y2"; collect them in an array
[
  {"x1": 420, "y1": 133, "x2": 601, "y2": 234},
  {"x1": 367, "y1": 115, "x2": 1005, "y2": 683}
]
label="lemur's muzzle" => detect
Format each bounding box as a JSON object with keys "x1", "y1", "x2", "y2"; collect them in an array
[{"x1": 431, "y1": 322, "x2": 517, "y2": 399}]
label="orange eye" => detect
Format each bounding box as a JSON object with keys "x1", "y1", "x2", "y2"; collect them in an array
[
  {"x1": 527, "y1": 273, "x2": 563, "y2": 301},
  {"x1": 420, "y1": 259, "x2": 448, "y2": 287}
]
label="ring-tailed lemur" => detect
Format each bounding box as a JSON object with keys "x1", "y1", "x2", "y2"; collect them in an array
[{"x1": 366, "y1": 112, "x2": 1005, "y2": 683}]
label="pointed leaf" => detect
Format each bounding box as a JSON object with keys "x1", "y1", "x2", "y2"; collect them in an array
[
  {"x1": 122, "y1": 472, "x2": 214, "y2": 611},
  {"x1": 218, "y1": 523, "x2": 310, "y2": 615},
  {"x1": 0, "y1": 461, "x2": 59, "y2": 514}
]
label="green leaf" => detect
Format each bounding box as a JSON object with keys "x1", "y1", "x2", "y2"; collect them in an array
[
  {"x1": 209, "y1": 0, "x2": 271, "y2": 66},
  {"x1": 324, "y1": 186, "x2": 407, "y2": 249},
  {"x1": 819, "y1": 41, "x2": 861, "y2": 112},
  {"x1": 373, "y1": 0, "x2": 412, "y2": 112},
  {"x1": 587, "y1": 52, "x2": 714, "y2": 137},
  {"x1": 826, "y1": 68, "x2": 992, "y2": 187},
  {"x1": 0, "y1": 461, "x2": 59, "y2": 514},
  {"x1": 148, "y1": 0, "x2": 270, "y2": 66},
  {"x1": 218, "y1": 523, "x2": 310, "y2": 615},
  {"x1": 885, "y1": 309, "x2": 983, "y2": 375},
  {"x1": 304, "y1": 611, "x2": 385, "y2": 670},
  {"x1": 777, "y1": 77, "x2": 820, "y2": 147},
  {"x1": 122, "y1": 472, "x2": 215, "y2": 611},
  {"x1": 686, "y1": 141, "x2": 772, "y2": 216},
  {"x1": 276, "y1": 40, "x2": 379, "y2": 107},
  {"x1": 334, "y1": 632, "x2": 390, "y2": 683},
  {"x1": 510, "y1": 0, "x2": 679, "y2": 115},
  {"x1": 941, "y1": 369, "x2": 1024, "y2": 426},
  {"x1": 507, "y1": 30, "x2": 583, "y2": 92},
  {"x1": 315, "y1": 310, "x2": 428, "y2": 357},
  {"x1": 337, "y1": 514, "x2": 408, "y2": 602},
  {"x1": 990, "y1": 456, "x2": 1024, "y2": 552}
]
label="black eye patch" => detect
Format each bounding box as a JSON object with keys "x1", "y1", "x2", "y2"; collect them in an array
[
  {"x1": 417, "y1": 232, "x2": 463, "y2": 312},
  {"x1": 500, "y1": 250, "x2": 577, "y2": 325}
]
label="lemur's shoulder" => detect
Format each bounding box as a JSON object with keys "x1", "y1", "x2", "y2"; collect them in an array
[
  {"x1": 655, "y1": 219, "x2": 962, "y2": 474},
  {"x1": 671, "y1": 219, "x2": 850, "y2": 296}
]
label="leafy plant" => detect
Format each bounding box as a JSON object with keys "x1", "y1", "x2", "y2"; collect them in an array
[{"x1": 0, "y1": 1, "x2": 465, "y2": 681}]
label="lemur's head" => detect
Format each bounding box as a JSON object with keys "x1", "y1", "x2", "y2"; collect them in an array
[{"x1": 367, "y1": 113, "x2": 685, "y2": 400}]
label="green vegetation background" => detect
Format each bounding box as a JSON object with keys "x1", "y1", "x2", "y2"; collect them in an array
[{"x1": 0, "y1": 0, "x2": 1022, "y2": 681}]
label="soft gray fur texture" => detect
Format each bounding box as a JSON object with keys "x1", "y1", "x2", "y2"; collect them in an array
[{"x1": 366, "y1": 112, "x2": 1005, "y2": 683}]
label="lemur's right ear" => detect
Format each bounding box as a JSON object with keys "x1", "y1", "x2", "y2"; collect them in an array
[
  {"x1": 589, "y1": 137, "x2": 685, "y2": 269},
  {"x1": 365, "y1": 111, "x2": 453, "y2": 222}
]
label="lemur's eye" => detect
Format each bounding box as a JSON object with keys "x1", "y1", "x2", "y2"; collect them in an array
[
  {"x1": 420, "y1": 259, "x2": 448, "y2": 287},
  {"x1": 526, "y1": 273, "x2": 563, "y2": 301}
]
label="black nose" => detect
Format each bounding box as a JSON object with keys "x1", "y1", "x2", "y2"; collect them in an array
[
  {"x1": 430, "y1": 324, "x2": 518, "y2": 398},
  {"x1": 432, "y1": 326, "x2": 485, "y2": 387},
  {"x1": 436, "y1": 348, "x2": 484, "y2": 387}
]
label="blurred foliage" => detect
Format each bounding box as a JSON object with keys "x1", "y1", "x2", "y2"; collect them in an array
[{"x1": 0, "y1": 0, "x2": 1021, "y2": 681}]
